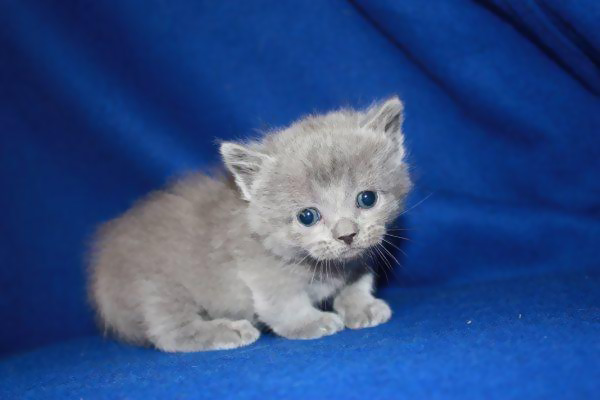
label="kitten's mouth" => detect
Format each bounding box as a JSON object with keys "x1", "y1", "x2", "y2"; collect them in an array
[
  {"x1": 326, "y1": 246, "x2": 370, "y2": 261},
  {"x1": 304, "y1": 246, "x2": 366, "y2": 262}
]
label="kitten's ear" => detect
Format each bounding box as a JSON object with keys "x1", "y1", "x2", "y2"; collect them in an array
[
  {"x1": 361, "y1": 96, "x2": 404, "y2": 139},
  {"x1": 220, "y1": 142, "x2": 270, "y2": 201}
]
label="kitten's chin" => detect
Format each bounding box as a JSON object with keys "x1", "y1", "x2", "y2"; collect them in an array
[
  {"x1": 309, "y1": 246, "x2": 369, "y2": 262},
  {"x1": 340, "y1": 247, "x2": 368, "y2": 260}
]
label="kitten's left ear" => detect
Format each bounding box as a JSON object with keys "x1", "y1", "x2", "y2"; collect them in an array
[
  {"x1": 220, "y1": 142, "x2": 271, "y2": 201},
  {"x1": 361, "y1": 96, "x2": 404, "y2": 140}
]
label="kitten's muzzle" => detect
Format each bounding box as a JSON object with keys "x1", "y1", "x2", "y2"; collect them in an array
[{"x1": 333, "y1": 218, "x2": 359, "y2": 246}]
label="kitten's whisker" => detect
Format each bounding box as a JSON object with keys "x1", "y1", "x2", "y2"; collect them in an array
[
  {"x1": 319, "y1": 259, "x2": 324, "y2": 282},
  {"x1": 377, "y1": 243, "x2": 402, "y2": 268},
  {"x1": 381, "y1": 238, "x2": 408, "y2": 257},
  {"x1": 376, "y1": 244, "x2": 403, "y2": 280},
  {"x1": 330, "y1": 260, "x2": 335, "y2": 280},
  {"x1": 372, "y1": 246, "x2": 390, "y2": 282},
  {"x1": 310, "y1": 260, "x2": 318, "y2": 285},
  {"x1": 373, "y1": 245, "x2": 392, "y2": 273},
  {"x1": 383, "y1": 233, "x2": 413, "y2": 242},
  {"x1": 373, "y1": 245, "x2": 389, "y2": 269},
  {"x1": 358, "y1": 251, "x2": 371, "y2": 272},
  {"x1": 329, "y1": 259, "x2": 335, "y2": 280},
  {"x1": 295, "y1": 253, "x2": 311, "y2": 265},
  {"x1": 397, "y1": 192, "x2": 434, "y2": 218},
  {"x1": 376, "y1": 245, "x2": 395, "y2": 274}
]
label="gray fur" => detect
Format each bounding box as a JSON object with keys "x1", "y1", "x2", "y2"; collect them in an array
[{"x1": 88, "y1": 97, "x2": 412, "y2": 352}]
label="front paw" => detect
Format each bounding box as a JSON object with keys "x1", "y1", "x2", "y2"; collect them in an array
[
  {"x1": 341, "y1": 299, "x2": 391, "y2": 329},
  {"x1": 213, "y1": 319, "x2": 261, "y2": 349},
  {"x1": 276, "y1": 312, "x2": 344, "y2": 340}
]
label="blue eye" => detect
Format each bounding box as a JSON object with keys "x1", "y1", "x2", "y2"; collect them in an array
[
  {"x1": 297, "y1": 207, "x2": 321, "y2": 226},
  {"x1": 357, "y1": 191, "x2": 377, "y2": 209}
]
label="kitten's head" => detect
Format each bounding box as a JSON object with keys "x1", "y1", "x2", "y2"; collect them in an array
[{"x1": 221, "y1": 97, "x2": 412, "y2": 263}]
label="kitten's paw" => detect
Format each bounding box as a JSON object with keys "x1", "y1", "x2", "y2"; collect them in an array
[
  {"x1": 152, "y1": 318, "x2": 260, "y2": 352},
  {"x1": 277, "y1": 312, "x2": 344, "y2": 340},
  {"x1": 343, "y1": 299, "x2": 391, "y2": 329},
  {"x1": 212, "y1": 319, "x2": 261, "y2": 350}
]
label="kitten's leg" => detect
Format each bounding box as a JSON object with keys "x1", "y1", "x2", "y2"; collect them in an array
[
  {"x1": 139, "y1": 281, "x2": 260, "y2": 352},
  {"x1": 333, "y1": 273, "x2": 391, "y2": 329},
  {"x1": 254, "y1": 287, "x2": 344, "y2": 340}
]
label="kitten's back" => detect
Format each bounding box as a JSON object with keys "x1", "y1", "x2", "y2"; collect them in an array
[{"x1": 88, "y1": 172, "x2": 244, "y2": 343}]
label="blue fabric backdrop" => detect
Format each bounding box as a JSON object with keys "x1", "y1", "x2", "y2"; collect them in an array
[{"x1": 0, "y1": 0, "x2": 599, "y2": 398}]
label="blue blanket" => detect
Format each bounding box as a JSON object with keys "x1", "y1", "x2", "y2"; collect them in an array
[
  {"x1": 1, "y1": 273, "x2": 598, "y2": 399},
  {"x1": 0, "y1": 1, "x2": 598, "y2": 398}
]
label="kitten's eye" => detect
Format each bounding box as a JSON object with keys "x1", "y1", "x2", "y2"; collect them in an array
[
  {"x1": 297, "y1": 207, "x2": 321, "y2": 227},
  {"x1": 357, "y1": 191, "x2": 377, "y2": 209}
]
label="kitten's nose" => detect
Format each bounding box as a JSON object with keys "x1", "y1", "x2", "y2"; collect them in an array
[
  {"x1": 333, "y1": 218, "x2": 358, "y2": 246},
  {"x1": 338, "y1": 233, "x2": 356, "y2": 245}
]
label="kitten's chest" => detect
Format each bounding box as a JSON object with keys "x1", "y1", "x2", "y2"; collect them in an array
[{"x1": 306, "y1": 277, "x2": 345, "y2": 304}]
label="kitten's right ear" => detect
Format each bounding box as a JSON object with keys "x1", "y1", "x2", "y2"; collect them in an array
[
  {"x1": 220, "y1": 142, "x2": 270, "y2": 201},
  {"x1": 361, "y1": 96, "x2": 404, "y2": 138}
]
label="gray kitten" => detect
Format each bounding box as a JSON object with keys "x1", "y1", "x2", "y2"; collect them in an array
[{"x1": 88, "y1": 97, "x2": 412, "y2": 352}]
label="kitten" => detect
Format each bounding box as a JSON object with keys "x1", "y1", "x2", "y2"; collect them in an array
[{"x1": 88, "y1": 97, "x2": 412, "y2": 352}]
